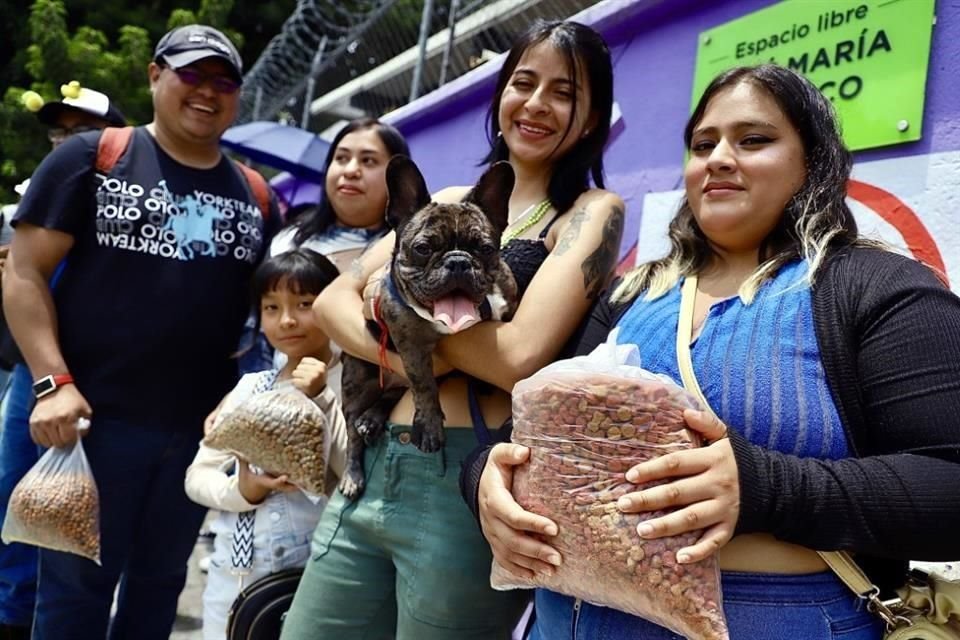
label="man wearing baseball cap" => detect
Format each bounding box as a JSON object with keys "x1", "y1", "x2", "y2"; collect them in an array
[{"x1": 4, "y1": 25, "x2": 277, "y2": 640}]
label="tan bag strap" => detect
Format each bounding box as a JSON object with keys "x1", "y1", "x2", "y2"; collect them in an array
[
  {"x1": 817, "y1": 550, "x2": 876, "y2": 596},
  {"x1": 676, "y1": 276, "x2": 872, "y2": 598},
  {"x1": 676, "y1": 275, "x2": 713, "y2": 415}
]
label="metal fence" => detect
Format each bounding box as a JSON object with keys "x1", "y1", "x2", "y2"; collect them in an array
[{"x1": 239, "y1": 0, "x2": 601, "y2": 132}]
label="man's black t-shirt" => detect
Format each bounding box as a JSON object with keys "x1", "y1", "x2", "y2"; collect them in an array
[{"x1": 14, "y1": 127, "x2": 276, "y2": 429}]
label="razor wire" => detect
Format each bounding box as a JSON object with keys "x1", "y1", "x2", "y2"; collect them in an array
[
  {"x1": 238, "y1": 0, "x2": 400, "y2": 123},
  {"x1": 239, "y1": 0, "x2": 601, "y2": 126}
]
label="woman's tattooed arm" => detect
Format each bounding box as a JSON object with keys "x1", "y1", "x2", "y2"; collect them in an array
[{"x1": 581, "y1": 205, "x2": 624, "y2": 298}]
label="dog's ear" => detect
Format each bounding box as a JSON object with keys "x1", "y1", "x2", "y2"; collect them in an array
[
  {"x1": 385, "y1": 156, "x2": 431, "y2": 230},
  {"x1": 464, "y1": 161, "x2": 515, "y2": 236}
]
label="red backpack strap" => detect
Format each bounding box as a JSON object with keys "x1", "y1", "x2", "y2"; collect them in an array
[
  {"x1": 95, "y1": 126, "x2": 135, "y2": 174},
  {"x1": 232, "y1": 161, "x2": 271, "y2": 222}
]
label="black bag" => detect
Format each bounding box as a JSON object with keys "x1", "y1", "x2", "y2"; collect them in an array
[{"x1": 226, "y1": 568, "x2": 303, "y2": 640}]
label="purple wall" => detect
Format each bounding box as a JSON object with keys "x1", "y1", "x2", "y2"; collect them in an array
[{"x1": 384, "y1": 0, "x2": 960, "y2": 259}]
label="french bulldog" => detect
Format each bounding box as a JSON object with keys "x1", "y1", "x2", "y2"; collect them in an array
[{"x1": 338, "y1": 156, "x2": 518, "y2": 500}]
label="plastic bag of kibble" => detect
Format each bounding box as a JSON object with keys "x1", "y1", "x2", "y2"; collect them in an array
[
  {"x1": 491, "y1": 329, "x2": 729, "y2": 640},
  {"x1": 204, "y1": 388, "x2": 327, "y2": 494},
  {"x1": 2, "y1": 418, "x2": 101, "y2": 564}
]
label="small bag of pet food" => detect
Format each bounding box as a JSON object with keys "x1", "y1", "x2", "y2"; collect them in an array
[
  {"x1": 204, "y1": 388, "x2": 327, "y2": 494},
  {"x1": 3, "y1": 418, "x2": 101, "y2": 564},
  {"x1": 490, "y1": 330, "x2": 729, "y2": 640}
]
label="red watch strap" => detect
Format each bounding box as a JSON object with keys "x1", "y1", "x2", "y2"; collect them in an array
[{"x1": 51, "y1": 373, "x2": 74, "y2": 386}]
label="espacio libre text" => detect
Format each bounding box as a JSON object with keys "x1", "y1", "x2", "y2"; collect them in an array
[{"x1": 733, "y1": 4, "x2": 893, "y2": 101}]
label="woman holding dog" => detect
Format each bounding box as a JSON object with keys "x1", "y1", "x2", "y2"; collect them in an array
[
  {"x1": 281, "y1": 20, "x2": 625, "y2": 640},
  {"x1": 465, "y1": 64, "x2": 960, "y2": 639}
]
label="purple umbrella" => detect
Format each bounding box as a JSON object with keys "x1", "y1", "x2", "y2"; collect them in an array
[
  {"x1": 269, "y1": 172, "x2": 324, "y2": 209},
  {"x1": 221, "y1": 121, "x2": 330, "y2": 183}
]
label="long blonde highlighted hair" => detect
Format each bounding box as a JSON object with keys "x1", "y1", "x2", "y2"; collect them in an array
[{"x1": 614, "y1": 65, "x2": 862, "y2": 305}]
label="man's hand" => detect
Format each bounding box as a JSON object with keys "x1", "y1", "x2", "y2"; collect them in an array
[
  {"x1": 291, "y1": 357, "x2": 327, "y2": 398},
  {"x1": 237, "y1": 460, "x2": 298, "y2": 504},
  {"x1": 30, "y1": 385, "x2": 93, "y2": 448}
]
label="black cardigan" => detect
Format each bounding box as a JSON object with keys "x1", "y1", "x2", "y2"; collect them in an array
[{"x1": 459, "y1": 247, "x2": 960, "y2": 594}]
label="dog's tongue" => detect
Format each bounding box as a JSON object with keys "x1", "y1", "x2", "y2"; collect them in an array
[{"x1": 433, "y1": 294, "x2": 480, "y2": 332}]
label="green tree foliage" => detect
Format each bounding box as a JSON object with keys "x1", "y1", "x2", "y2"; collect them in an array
[{"x1": 0, "y1": 0, "x2": 295, "y2": 203}]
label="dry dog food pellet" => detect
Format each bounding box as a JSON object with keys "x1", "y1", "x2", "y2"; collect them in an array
[
  {"x1": 205, "y1": 389, "x2": 327, "y2": 494},
  {"x1": 8, "y1": 471, "x2": 100, "y2": 561},
  {"x1": 492, "y1": 375, "x2": 729, "y2": 640}
]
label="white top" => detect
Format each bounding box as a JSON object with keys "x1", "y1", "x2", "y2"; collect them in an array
[{"x1": 269, "y1": 224, "x2": 385, "y2": 259}]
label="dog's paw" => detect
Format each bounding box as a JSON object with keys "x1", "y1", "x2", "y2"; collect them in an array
[
  {"x1": 356, "y1": 413, "x2": 386, "y2": 445},
  {"x1": 411, "y1": 424, "x2": 445, "y2": 453},
  {"x1": 338, "y1": 467, "x2": 366, "y2": 501}
]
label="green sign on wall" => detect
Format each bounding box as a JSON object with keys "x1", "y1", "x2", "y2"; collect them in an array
[{"x1": 692, "y1": 0, "x2": 936, "y2": 150}]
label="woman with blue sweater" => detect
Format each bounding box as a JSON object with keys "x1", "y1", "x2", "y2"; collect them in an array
[{"x1": 461, "y1": 64, "x2": 960, "y2": 639}]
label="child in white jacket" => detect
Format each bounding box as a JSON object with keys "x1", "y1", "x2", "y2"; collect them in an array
[{"x1": 185, "y1": 249, "x2": 347, "y2": 640}]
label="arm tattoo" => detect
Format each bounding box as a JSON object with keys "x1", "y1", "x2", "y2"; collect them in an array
[
  {"x1": 350, "y1": 258, "x2": 365, "y2": 280},
  {"x1": 580, "y1": 205, "x2": 624, "y2": 299},
  {"x1": 553, "y1": 208, "x2": 589, "y2": 256}
]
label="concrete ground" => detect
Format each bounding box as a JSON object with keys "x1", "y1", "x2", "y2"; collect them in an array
[{"x1": 169, "y1": 520, "x2": 212, "y2": 640}]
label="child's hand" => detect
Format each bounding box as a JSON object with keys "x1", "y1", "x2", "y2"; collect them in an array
[
  {"x1": 204, "y1": 395, "x2": 227, "y2": 436},
  {"x1": 237, "y1": 460, "x2": 299, "y2": 504},
  {"x1": 291, "y1": 357, "x2": 327, "y2": 398}
]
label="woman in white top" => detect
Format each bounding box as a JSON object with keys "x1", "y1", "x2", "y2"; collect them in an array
[{"x1": 269, "y1": 118, "x2": 410, "y2": 271}]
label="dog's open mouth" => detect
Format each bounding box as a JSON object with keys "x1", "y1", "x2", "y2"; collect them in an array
[{"x1": 432, "y1": 292, "x2": 481, "y2": 332}]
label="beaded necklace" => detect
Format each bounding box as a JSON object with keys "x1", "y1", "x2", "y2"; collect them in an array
[{"x1": 500, "y1": 198, "x2": 551, "y2": 248}]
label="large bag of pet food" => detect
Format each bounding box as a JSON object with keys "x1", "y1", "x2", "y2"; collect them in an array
[
  {"x1": 491, "y1": 330, "x2": 729, "y2": 640},
  {"x1": 205, "y1": 388, "x2": 327, "y2": 494},
  {"x1": 3, "y1": 418, "x2": 101, "y2": 564}
]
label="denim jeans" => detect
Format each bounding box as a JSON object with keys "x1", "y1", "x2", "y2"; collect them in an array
[
  {"x1": 32, "y1": 418, "x2": 207, "y2": 640},
  {"x1": 281, "y1": 424, "x2": 529, "y2": 640},
  {"x1": 0, "y1": 365, "x2": 39, "y2": 626},
  {"x1": 530, "y1": 570, "x2": 883, "y2": 639}
]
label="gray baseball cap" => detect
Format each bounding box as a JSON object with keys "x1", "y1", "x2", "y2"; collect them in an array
[{"x1": 154, "y1": 25, "x2": 243, "y2": 82}]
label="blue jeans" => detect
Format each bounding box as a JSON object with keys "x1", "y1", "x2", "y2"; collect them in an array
[
  {"x1": 0, "y1": 364, "x2": 39, "y2": 626},
  {"x1": 32, "y1": 418, "x2": 207, "y2": 640},
  {"x1": 531, "y1": 571, "x2": 883, "y2": 640}
]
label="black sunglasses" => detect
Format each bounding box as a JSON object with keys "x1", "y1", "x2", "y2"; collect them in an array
[{"x1": 162, "y1": 64, "x2": 241, "y2": 95}]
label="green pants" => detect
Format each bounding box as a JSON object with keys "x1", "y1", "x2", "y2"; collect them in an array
[{"x1": 280, "y1": 424, "x2": 529, "y2": 640}]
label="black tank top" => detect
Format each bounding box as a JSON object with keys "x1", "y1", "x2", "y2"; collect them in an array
[
  {"x1": 500, "y1": 211, "x2": 563, "y2": 299},
  {"x1": 467, "y1": 210, "x2": 564, "y2": 442}
]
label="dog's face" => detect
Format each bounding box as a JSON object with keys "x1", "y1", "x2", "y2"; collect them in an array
[{"x1": 385, "y1": 156, "x2": 515, "y2": 331}]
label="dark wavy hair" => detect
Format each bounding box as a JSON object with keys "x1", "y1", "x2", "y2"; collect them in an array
[
  {"x1": 291, "y1": 118, "x2": 410, "y2": 246},
  {"x1": 615, "y1": 64, "x2": 860, "y2": 303},
  {"x1": 481, "y1": 20, "x2": 614, "y2": 215}
]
